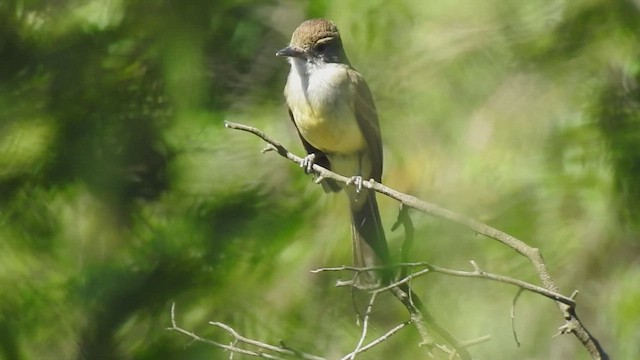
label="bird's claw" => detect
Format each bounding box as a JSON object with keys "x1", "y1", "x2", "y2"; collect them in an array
[
  {"x1": 348, "y1": 176, "x2": 364, "y2": 193},
  {"x1": 300, "y1": 153, "x2": 316, "y2": 174}
]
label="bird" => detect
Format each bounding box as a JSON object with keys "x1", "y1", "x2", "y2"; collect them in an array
[{"x1": 276, "y1": 18, "x2": 391, "y2": 288}]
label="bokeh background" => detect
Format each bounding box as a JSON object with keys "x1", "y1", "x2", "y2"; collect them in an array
[{"x1": 1, "y1": 0, "x2": 639, "y2": 359}]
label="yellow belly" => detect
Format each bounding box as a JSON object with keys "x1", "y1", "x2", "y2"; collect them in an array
[
  {"x1": 286, "y1": 63, "x2": 366, "y2": 154},
  {"x1": 291, "y1": 103, "x2": 365, "y2": 154}
]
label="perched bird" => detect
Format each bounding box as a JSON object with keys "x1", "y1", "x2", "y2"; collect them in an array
[{"x1": 276, "y1": 19, "x2": 390, "y2": 287}]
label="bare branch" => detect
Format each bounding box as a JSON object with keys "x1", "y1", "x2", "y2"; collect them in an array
[
  {"x1": 206, "y1": 322, "x2": 323, "y2": 360},
  {"x1": 225, "y1": 121, "x2": 608, "y2": 360},
  {"x1": 170, "y1": 303, "x2": 411, "y2": 360},
  {"x1": 312, "y1": 261, "x2": 575, "y2": 307},
  {"x1": 459, "y1": 335, "x2": 492, "y2": 348},
  {"x1": 225, "y1": 121, "x2": 608, "y2": 359},
  {"x1": 345, "y1": 321, "x2": 410, "y2": 356},
  {"x1": 392, "y1": 204, "x2": 414, "y2": 278},
  {"x1": 169, "y1": 304, "x2": 323, "y2": 360},
  {"x1": 168, "y1": 304, "x2": 287, "y2": 359},
  {"x1": 341, "y1": 292, "x2": 378, "y2": 360}
]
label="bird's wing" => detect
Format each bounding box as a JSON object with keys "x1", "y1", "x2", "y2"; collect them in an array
[{"x1": 351, "y1": 70, "x2": 383, "y2": 182}]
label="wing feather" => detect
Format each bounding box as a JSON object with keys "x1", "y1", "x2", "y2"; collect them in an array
[{"x1": 350, "y1": 70, "x2": 383, "y2": 182}]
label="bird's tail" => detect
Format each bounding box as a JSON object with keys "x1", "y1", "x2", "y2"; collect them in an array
[{"x1": 350, "y1": 189, "x2": 391, "y2": 288}]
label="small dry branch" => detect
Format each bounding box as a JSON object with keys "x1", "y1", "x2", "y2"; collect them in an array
[{"x1": 168, "y1": 303, "x2": 411, "y2": 360}]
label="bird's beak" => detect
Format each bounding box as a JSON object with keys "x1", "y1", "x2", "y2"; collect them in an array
[{"x1": 276, "y1": 45, "x2": 305, "y2": 58}]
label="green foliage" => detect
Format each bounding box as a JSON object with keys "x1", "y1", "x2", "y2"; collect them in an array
[{"x1": 0, "y1": 0, "x2": 638, "y2": 359}]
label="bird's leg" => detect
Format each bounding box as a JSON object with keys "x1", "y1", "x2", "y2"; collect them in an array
[
  {"x1": 347, "y1": 152, "x2": 365, "y2": 195},
  {"x1": 300, "y1": 153, "x2": 317, "y2": 174},
  {"x1": 347, "y1": 175, "x2": 364, "y2": 194}
]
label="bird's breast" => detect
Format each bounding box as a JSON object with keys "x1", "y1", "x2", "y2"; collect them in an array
[{"x1": 285, "y1": 63, "x2": 365, "y2": 154}]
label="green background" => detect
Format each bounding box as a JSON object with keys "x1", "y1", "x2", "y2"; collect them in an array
[{"x1": 1, "y1": 0, "x2": 638, "y2": 359}]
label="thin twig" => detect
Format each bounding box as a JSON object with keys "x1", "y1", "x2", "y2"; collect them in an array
[
  {"x1": 170, "y1": 303, "x2": 409, "y2": 360},
  {"x1": 312, "y1": 261, "x2": 575, "y2": 307},
  {"x1": 208, "y1": 321, "x2": 325, "y2": 360},
  {"x1": 168, "y1": 304, "x2": 287, "y2": 359},
  {"x1": 344, "y1": 321, "x2": 410, "y2": 357},
  {"x1": 511, "y1": 288, "x2": 524, "y2": 347},
  {"x1": 459, "y1": 335, "x2": 492, "y2": 347},
  {"x1": 392, "y1": 204, "x2": 414, "y2": 278},
  {"x1": 343, "y1": 292, "x2": 378, "y2": 360}
]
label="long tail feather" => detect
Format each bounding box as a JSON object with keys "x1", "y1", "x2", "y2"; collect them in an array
[{"x1": 350, "y1": 190, "x2": 391, "y2": 288}]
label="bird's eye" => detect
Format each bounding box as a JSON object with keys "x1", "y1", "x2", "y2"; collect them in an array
[{"x1": 314, "y1": 38, "x2": 332, "y2": 52}]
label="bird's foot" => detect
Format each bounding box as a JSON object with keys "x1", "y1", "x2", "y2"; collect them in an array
[
  {"x1": 300, "y1": 153, "x2": 316, "y2": 174},
  {"x1": 347, "y1": 176, "x2": 364, "y2": 193}
]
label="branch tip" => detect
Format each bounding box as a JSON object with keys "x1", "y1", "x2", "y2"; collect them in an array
[{"x1": 570, "y1": 290, "x2": 579, "y2": 300}]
